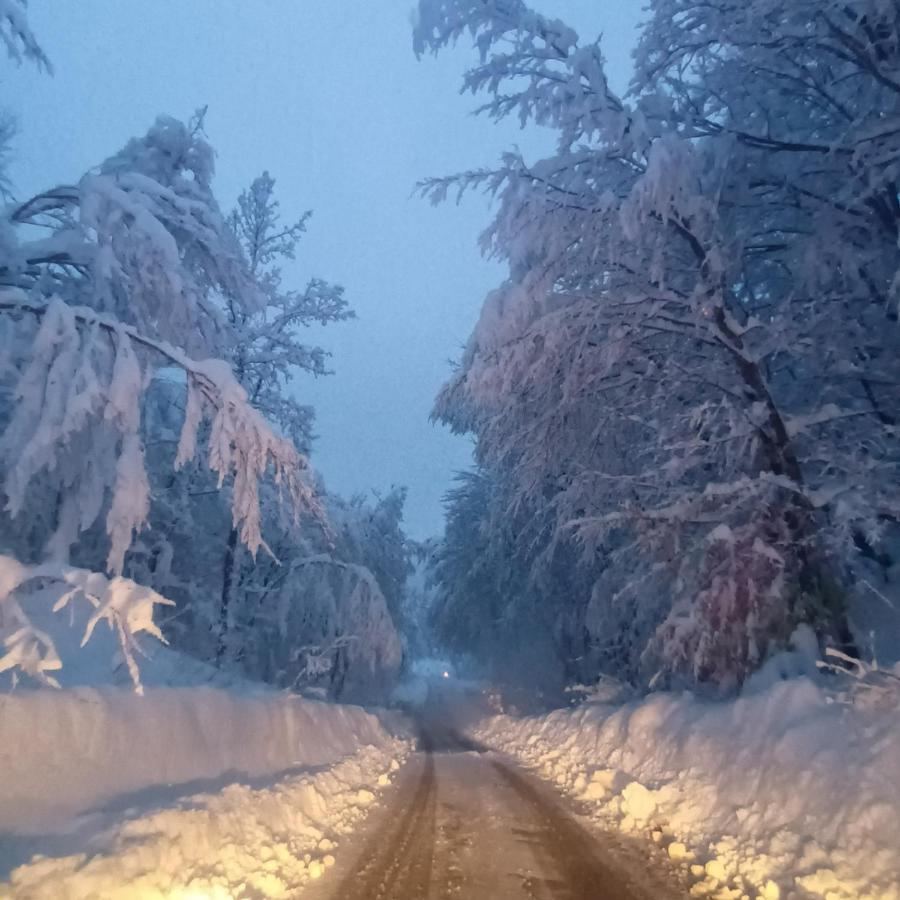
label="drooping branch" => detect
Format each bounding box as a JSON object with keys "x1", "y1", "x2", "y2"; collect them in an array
[{"x1": 1, "y1": 290, "x2": 322, "y2": 563}]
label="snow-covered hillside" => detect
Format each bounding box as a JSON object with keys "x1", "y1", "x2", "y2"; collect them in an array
[{"x1": 474, "y1": 670, "x2": 900, "y2": 900}]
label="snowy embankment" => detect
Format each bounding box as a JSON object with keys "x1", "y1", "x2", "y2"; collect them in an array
[
  {"x1": 0, "y1": 560, "x2": 410, "y2": 898},
  {"x1": 0, "y1": 649, "x2": 411, "y2": 898},
  {"x1": 0, "y1": 686, "x2": 409, "y2": 898},
  {"x1": 474, "y1": 677, "x2": 900, "y2": 900}
]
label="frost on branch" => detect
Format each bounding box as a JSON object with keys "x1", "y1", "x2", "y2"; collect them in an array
[{"x1": 0, "y1": 554, "x2": 173, "y2": 693}]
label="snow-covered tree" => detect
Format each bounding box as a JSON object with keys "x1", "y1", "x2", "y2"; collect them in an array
[
  {"x1": 106, "y1": 176, "x2": 409, "y2": 695},
  {"x1": 0, "y1": 113, "x2": 321, "y2": 685},
  {"x1": 2, "y1": 114, "x2": 319, "y2": 561},
  {"x1": 207, "y1": 171, "x2": 351, "y2": 661},
  {"x1": 329, "y1": 486, "x2": 411, "y2": 620},
  {"x1": 234, "y1": 553, "x2": 403, "y2": 702},
  {"x1": 429, "y1": 469, "x2": 525, "y2": 665},
  {"x1": 226, "y1": 171, "x2": 351, "y2": 453},
  {"x1": 416, "y1": 0, "x2": 900, "y2": 688}
]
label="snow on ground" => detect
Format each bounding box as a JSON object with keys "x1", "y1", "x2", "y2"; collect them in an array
[
  {"x1": 1, "y1": 736, "x2": 405, "y2": 899},
  {"x1": 473, "y1": 668, "x2": 900, "y2": 900},
  {"x1": 0, "y1": 593, "x2": 412, "y2": 899},
  {"x1": 0, "y1": 685, "x2": 406, "y2": 833}
]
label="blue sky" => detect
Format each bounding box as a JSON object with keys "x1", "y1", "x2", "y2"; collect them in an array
[{"x1": 6, "y1": 1, "x2": 642, "y2": 538}]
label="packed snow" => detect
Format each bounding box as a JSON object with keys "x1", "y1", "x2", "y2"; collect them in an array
[{"x1": 474, "y1": 664, "x2": 900, "y2": 900}]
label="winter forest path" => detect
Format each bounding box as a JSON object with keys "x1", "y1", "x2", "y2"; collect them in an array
[{"x1": 304, "y1": 707, "x2": 685, "y2": 900}]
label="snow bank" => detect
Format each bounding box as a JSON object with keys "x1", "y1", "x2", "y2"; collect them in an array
[
  {"x1": 0, "y1": 683, "x2": 410, "y2": 898},
  {"x1": 3, "y1": 738, "x2": 406, "y2": 899},
  {"x1": 0, "y1": 578, "x2": 413, "y2": 897},
  {"x1": 0, "y1": 686, "x2": 398, "y2": 831},
  {"x1": 474, "y1": 678, "x2": 900, "y2": 900}
]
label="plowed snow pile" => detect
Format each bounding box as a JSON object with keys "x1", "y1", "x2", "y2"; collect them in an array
[
  {"x1": 474, "y1": 676, "x2": 900, "y2": 900},
  {"x1": 2, "y1": 735, "x2": 404, "y2": 899},
  {"x1": 0, "y1": 628, "x2": 410, "y2": 898}
]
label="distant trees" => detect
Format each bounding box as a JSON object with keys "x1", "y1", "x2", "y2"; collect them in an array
[
  {"x1": 416, "y1": 0, "x2": 900, "y2": 689},
  {"x1": 228, "y1": 491, "x2": 409, "y2": 700}
]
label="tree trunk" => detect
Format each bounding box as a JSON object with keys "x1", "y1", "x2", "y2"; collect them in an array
[
  {"x1": 216, "y1": 526, "x2": 240, "y2": 665},
  {"x1": 713, "y1": 307, "x2": 857, "y2": 653}
]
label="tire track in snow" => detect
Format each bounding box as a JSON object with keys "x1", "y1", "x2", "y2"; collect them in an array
[
  {"x1": 491, "y1": 759, "x2": 658, "y2": 898},
  {"x1": 309, "y1": 720, "x2": 685, "y2": 899},
  {"x1": 327, "y1": 742, "x2": 437, "y2": 898}
]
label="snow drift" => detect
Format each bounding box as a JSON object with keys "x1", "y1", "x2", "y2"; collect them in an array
[{"x1": 474, "y1": 676, "x2": 900, "y2": 900}]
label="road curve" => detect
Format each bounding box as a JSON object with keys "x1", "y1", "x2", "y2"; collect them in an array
[{"x1": 304, "y1": 721, "x2": 685, "y2": 900}]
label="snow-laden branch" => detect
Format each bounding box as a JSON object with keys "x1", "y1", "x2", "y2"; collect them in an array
[
  {"x1": 0, "y1": 0, "x2": 50, "y2": 70},
  {"x1": 1, "y1": 290, "x2": 320, "y2": 566},
  {"x1": 0, "y1": 554, "x2": 173, "y2": 693},
  {"x1": 817, "y1": 647, "x2": 900, "y2": 711}
]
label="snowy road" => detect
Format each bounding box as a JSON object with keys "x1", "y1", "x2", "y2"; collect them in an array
[{"x1": 305, "y1": 719, "x2": 684, "y2": 900}]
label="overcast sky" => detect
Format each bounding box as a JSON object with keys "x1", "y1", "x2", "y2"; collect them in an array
[{"x1": 6, "y1": 1, "x2": 642, "y2": 539}]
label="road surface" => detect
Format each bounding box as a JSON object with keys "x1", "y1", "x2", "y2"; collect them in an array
[{"x1": 305, "y1": 716, "x2": 685, "y2": 900}]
